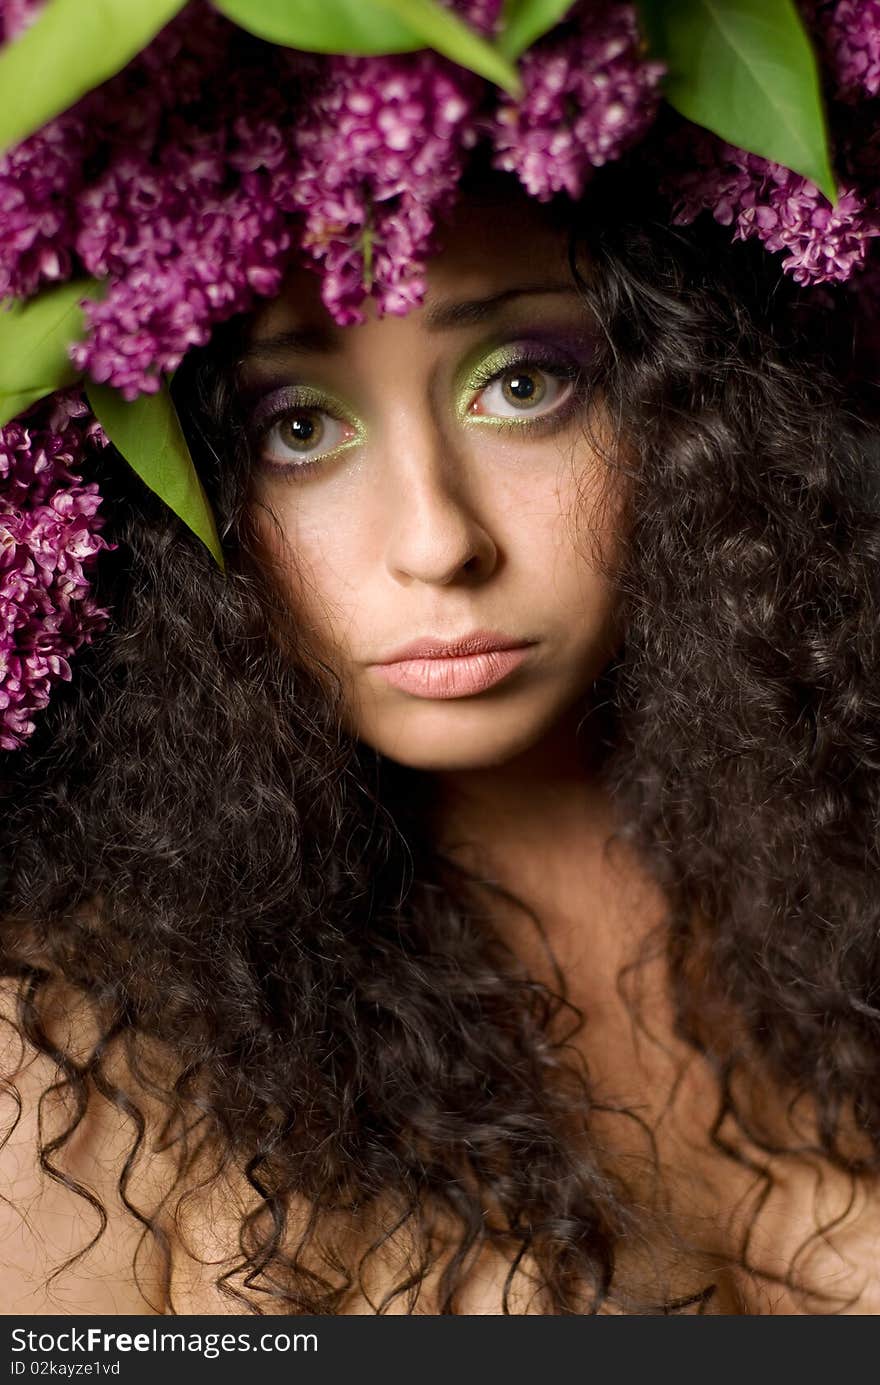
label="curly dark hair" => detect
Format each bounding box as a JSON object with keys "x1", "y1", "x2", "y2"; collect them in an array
[{"x1": 2, "y1": 155, "x2": 879, "y2": 1316}]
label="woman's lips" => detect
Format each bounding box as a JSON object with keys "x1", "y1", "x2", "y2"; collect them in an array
[{"x1": 371, "y1": 646, "x2": 531, "y2": 699}]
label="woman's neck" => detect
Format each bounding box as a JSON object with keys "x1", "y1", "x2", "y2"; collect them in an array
[
  {"x1": 424, "y1": 693, "x2": 671, "y2": 1023},
  {"x1": 430, "y1": 697, "x2": 618, "y2": 871}
]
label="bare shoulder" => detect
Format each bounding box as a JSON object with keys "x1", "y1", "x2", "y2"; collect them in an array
[
  {"x1": 729, "y1": 1146, "x2": 880, "y2": 1314},
  {"x1": 0, "y1": 976, "x2": 629, "y2": 1317},
  {"x1": 0, "y1": 975, "x2": 475, "y2": 1318},
  {"x1": 0, "y1": 972, "x2": 168, "y2": 1314},
  {"x1": 0, "y1": 975, "x2": 452, "y2": 1318}
]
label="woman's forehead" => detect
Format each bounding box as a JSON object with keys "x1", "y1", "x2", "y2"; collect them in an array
[{"x1": 429, "y1": 189, "x2": 572, "y2": 288}]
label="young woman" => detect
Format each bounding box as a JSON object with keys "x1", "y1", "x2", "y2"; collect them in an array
[{"x1": 2, "y1": 1, "x2": 880, "y2": 1317}]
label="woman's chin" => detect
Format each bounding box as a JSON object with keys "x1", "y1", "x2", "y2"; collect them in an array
[{"x1": 353, "y1": 694, "x2": 567, "y2": 772}]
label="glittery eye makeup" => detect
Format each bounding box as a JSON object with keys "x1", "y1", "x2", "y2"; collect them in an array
[
  {"x1": 245, "y1": 331, "x2": 594, "y2": 480},
  {"x1": 455, "y1": 336, "x2": 592, "y2": 435},
  {"x1": 248, "y1": 385, "x2": 364, "y2": 477}
]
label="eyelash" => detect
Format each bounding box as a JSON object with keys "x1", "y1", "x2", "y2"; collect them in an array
[{"x1": 250, "y1": 346, "x2": 586, "y2": 480}]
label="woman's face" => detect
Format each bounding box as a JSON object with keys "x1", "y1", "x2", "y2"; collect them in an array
[{"x1": 239, "y1": 184, "x2": 626, "y2": 771}]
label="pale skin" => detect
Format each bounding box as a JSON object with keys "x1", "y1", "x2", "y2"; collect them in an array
[
  {"x1": 3, "y1": 182, "x2": 880, "y2": 1314},
  {"x1": 242, "y1": 185, "x2": 628, "y2": 941}
]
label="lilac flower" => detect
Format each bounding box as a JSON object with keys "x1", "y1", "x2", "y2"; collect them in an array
[
  {"x1": 0, "y1": 0, "x2": 658, "y2": 368},
  {"x1": 288, "y1": 47, "x2": 488, "y2": 324},
  {"x1": 0, "y1": 1, "x2": 242, "y2": 308},
  {"x1": 460, "y1": 0, "x2": 502, "y2": 33},
  {"x1": 0, "y1": 391, "x2": 112, "y2": 751},
  {"x1": 69, "y1": 109, "x2": 298, "y2": 397},
  {"x1": 666, "y1": 130, "x2": 880, "y2": 285},
  {"x1": 0, "y1": 0, "x2": 44, "y2": 45},
  {"x1": 0, "y1": 112, "x2": 85, "y2": 298},
  {"x1": 809, "y1": 0, "x2": 880, "y2": 100},
  {"x1": 489, "y1": 0, "x2": 665, "y2": 202}
]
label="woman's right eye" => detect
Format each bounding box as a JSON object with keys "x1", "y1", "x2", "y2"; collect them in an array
[{"x1": 258, "y1": 405, "x2": 359, "y2": 472}]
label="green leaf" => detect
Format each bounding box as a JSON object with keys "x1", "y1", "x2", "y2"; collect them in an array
[
  {"x1": 0, "y1": 278, "x2": 100, "y2": 430},
  {"x1": 0, "y1": 0, "x2": 188, "y2": 156},
  {"x1": 214, "y1": 0, "x2": 520, "y2": 90},
  {"x1": 211, "y1": 0, "x2": 423, "y2": 53},
  {"x1": 371, "y1": 0, "x2": 521, "y2": 91},
  {"x1": 498, "y1": 0, "x2": 577, "y2": 58},
  {"x1": 637, "y1": 0, "x2": 837, "y2": 202},
  {"x1": 86, "y1": 381, "x2": 225, "y2": 570}
]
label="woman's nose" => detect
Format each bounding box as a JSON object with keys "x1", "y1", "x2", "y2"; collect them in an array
[{"x1": 381, "y1": 426, "x2": 498, "y2": 587}]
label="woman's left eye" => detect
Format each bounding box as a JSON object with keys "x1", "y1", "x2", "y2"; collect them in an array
[{"x1": 467, "y1": 359, "x2": 577, "y2": 422}]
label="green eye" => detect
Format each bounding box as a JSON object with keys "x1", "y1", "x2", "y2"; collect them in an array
[
  {"x1": 499, "y1": 368, "x2": 547, "y2": 409},
  {"x1": 277, "y1": 409, "x2": 326, "y2": 451}
]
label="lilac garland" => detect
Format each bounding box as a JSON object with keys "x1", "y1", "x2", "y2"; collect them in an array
[
  {"x1": 288, "y1": 49, "x2": 487, "y2": 324},
  {"x1": 490, "y1": 2, "x2": 664, "y2": 201},
  {"x1": 663, "y1": 3, "x2": 880, "y2": 289},
  {"x1": 0, "y1": 0, "x2": 879, "y2": 750},
  {"x1": 664, "y1": 129, "x2": 880, "y2": 286},
  {"x1": 811, "y1": 0, "x2": 880, "y2": 100},
  {"x1": 3, "y1": 0, "x2": 877, "y2": 370},
  {"x1": 0, "y1": 0, "x2": 672, "y2": 362},
  {"x1": 0, "y1": 391, "x2": 112, "y2": 750}
]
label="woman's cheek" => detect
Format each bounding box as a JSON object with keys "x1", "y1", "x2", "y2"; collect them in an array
[{"x1": 249, "y1": 488, "x2": 372, "y2": 666}]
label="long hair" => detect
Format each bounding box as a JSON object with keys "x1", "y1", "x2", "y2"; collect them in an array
[{"x1": 2, "y1": 160, "x2": 879, "y2": 1314}]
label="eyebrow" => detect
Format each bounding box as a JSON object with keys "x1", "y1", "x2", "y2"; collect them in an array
[
  {"x1": 241, "y1": 282, "x2": 579, "y2": 363},
  {"x1": 423, "y1": 281, "x2": 578, "y2": 330}
]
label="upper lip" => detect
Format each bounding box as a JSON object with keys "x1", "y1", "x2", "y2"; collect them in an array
[{"x1": 375, "y1": 630, "x2": 534, "y2": 663}]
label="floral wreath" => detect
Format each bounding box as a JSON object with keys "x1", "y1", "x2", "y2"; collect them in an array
[{"x1": 0, "y1": 0, "x2": 877, "y2": 750}]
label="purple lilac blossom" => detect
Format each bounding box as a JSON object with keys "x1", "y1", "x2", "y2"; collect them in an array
[
  {"x1": 489, "y1": 0, "x2": 664, "y2": 201},
  {"x1": 283, "y1": 0, "x2": 501, "y2": 323},
  {"x1": 0, "y1": 3, "x2": 226, "y2": 301},
  {"x1": 287, "y1": 43, "x2": 492, "y2": 325},
  {"x1": 70, "y1": 112, "x2": 298, "y2": 397},
  {"x1": 0, "y1": 390, "x2": 112, "y2": 751},
  {"x1": 0, "y1": 111, "x2": 85, "y2": 299},
  {"x1": 665, "y1": 130, "x2": 880, "y2": 286},
  {"x1": 0, "y1": 0, "x2": 44, "y2": 45},
  {"x1": 808, "y1": 0, "x2": 880, "y2": 100},
  {"x1": 67, "y1": 7, "x2": 300, "y2": 396},
  {"x1": 0, "y1": 1, "x2": 296, "y2": 394}
]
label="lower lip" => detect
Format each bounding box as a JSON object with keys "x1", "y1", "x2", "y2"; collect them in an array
[{"x1": 372, "y1": 646, "x2": 531, "y2": 699}]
